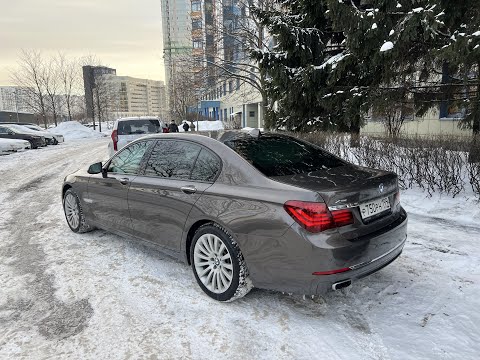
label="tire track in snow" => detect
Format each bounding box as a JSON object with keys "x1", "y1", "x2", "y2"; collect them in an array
[{"x1": 0, "y1": 140, "x2": 107, "y2": 345}]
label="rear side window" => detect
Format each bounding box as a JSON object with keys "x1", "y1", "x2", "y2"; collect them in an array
[
  {"x1": 190, "y1": 149, "x2": 221, "y2": 182},
  {"x1": 144, "y1": 140, "x2": 201, "y2": 179},
  {"x1": 224, "y1": 135, "x2": 346, "y2": 177},
  {"x1": 108, "y1": 141, "x2": 150, "y2": 174},
  {"x1": 0, "y1": 127, "x2": 10, "y2": 134},
  {"x1": 117, "y1": 119, "x2": 161, "y2": 135}
]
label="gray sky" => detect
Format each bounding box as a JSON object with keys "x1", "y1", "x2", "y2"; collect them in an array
[{"x1": 0, "y1": 0, "x2": 165, "y2": 85}]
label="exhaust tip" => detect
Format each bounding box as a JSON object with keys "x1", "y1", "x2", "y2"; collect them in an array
[{"x1": 332, "y1": 279, "x2": 352, "y2": 291}]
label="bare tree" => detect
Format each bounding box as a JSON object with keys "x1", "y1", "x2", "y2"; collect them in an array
[
  {"x1": 168, "y1": 57, "x2": 204, "y2": 121},
  {"x1": 208, "y1": 0, "x2": 276, "y2": 125},
  {"x1": 10, "y1": 50, "x2": 48, "y2": 127},
  {"x1": 41, "y1": 57, "x2": 62, "y2": 126},
  {"x1": 57, "y1": 53, "x2": 80, "y2": 121}
]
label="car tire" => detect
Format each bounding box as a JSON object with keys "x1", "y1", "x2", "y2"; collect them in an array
[
  {"x1": 63, "y1": 189, "x2": 94, "y2": 233},
  {"x1": 191, "y1": 223, "x2": 253, "y2": 302},
  {"x1": 28, "y1": 140, "x2": 37, "y2": 149},
  {"x1": 53, "y1": 138, "x2": 58, "y2": 145}
]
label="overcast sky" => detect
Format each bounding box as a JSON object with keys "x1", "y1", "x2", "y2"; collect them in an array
[{"x1": 0, "y1": 0, "x2": 165, "y2": 85}]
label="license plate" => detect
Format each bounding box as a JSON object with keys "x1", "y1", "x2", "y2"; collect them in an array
[{"x1": 359, "y1": 197, "x2": 391, "y2": 220}]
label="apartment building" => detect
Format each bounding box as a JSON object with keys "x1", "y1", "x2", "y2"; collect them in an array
[
  {"x1": 0, "y1": 86, "x2": 33, "y2": 114},
  {"x1": 102, "y1": 75, "x2": 167, "y2": 119},
  {"x1": 82, "y1": 66, "x2": 117, "y2": 120},
  {"x1": 196, "y1": 0, "x2": 265, "y2": 128},
  {"x1": 161, "y1": 0, "x2": 192, "y2": 91}
]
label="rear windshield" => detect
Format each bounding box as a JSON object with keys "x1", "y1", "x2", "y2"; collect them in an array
[
  {"x1": 117, "y1": 119, "x2": 161, "y2": 135},
  {"x1": 224, "y1": 135, "x2": 346, "y2": 177}
]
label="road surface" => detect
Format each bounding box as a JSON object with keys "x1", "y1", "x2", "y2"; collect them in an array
[{"x1": 0, "y1": 139, "x2": 478, "y2": 359}]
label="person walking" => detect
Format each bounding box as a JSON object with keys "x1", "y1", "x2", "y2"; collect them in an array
[
  {"x1": 168, "y1": 120, "x2": 179, "y2": 133},
  {"x1": 182, "y1": 121, "x2": 190, "y2": 132},
  {"x1": 190, "y1": 121, "x2": 196, "y2": 132}
]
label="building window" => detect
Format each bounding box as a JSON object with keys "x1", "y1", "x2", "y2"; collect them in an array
[
  {"x1": 229, "y1": 81, "x2": 233, "y2": 93},
  {"x1": 223, "y1": 83, "x2": 227, "y2": 96},
  {"x1": 191, "y1": 1, "x2": 201, "y2": 11},
  {"x1": 193, "y1": 40, "x2": 203, "y2": 49},
  {"x1": 236, "y1": 79, "x2": 240, "y2": 90},
  {"x1": 192, "y1": 19, "x2": 202, "y2": 30},
  {"x1": 249, "y1": 111, "x2": 255, "y2": 117},
  {"x1": 224, "y1": 109, "x2": 227, "y2": 120}
]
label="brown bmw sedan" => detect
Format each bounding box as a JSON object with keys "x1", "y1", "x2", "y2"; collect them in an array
[{"x1": 62, "y1": 131, "x2": 407, "y2": 301}]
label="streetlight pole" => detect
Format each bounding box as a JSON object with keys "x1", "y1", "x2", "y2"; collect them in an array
[{"x1": 14, "y1": 89, "x2": 20, "y2": 122}]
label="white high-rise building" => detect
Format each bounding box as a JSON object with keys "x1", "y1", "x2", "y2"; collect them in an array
[
  {"x1": 161, "y1": 0, "x2": 192, "y2": 89},
  {"x1": 101, "y1": 75, "x2": 167, "y2": 119},
  {"x1": 0, "y1": 86, "x2": 33, "y2": 114}
]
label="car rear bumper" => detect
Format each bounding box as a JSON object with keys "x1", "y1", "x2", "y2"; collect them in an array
[{"x1": 242, "y1": 208, "x2": 408, "y2": 295}]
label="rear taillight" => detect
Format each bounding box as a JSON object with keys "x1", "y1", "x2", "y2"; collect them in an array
[
  {"x1": 284, "y1": 201, "x2": 354, "y2": 233},
  {"x1": 111, "y1": 129, "x2": 118, "y2": 151}
]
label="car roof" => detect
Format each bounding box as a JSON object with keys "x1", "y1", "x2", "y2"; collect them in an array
[{"x1": 117, "y1": 117, "x2": 162, "y2": 122}]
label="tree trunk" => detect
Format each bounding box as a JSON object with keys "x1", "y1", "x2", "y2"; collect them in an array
[
  {"x1": 468, "y1": 74, "x2": 480, "y2": 163},
  {"x1": 350, "y1": 114, "x2": 361, "y2": 147}
]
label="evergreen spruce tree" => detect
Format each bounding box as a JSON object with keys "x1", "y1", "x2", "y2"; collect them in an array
[{"x1": 254, "y1": 0, "x2": 477, "y2": 140}]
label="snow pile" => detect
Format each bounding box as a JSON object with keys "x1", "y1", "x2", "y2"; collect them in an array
[
  {"x1": 193, "y1": 120, "x2": 224, "y2": 132},
  {"x1": 380, "y1": 41, "x2": 394, "y2": 52},
  {"x1": 0, "y1": 138, "x2": 29, "y2": 153},
  {"x1": 51, "y1": 121, "x2": 107, "y2": 140}
]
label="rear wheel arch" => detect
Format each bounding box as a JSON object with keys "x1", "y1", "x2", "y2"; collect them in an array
[{"x1": 185, "y1": 219, "x2": 214, "y2": 265}]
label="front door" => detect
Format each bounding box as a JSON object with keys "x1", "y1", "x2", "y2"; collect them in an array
[
  {"x1": 128, "y1": 140, "x2": 221, "y2": 252},
  {"x1": 87, "y1": 140, "x2": 151, "y2": 233}
]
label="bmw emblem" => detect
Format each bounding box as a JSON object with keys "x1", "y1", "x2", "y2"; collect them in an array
[{"x1": 379, "y1": 183, "x2": 385, "y2": 193}]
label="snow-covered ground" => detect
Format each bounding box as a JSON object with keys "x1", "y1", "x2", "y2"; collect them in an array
[
  {"x1": 50, "y1": 121, "x2": 107, "y2": 141},
  {"x1": 0, "y1": 138, "x2": 479, "y2": 359},
  {"x1": 184, "y1": 120, "x2": 224, "y2": 132}
]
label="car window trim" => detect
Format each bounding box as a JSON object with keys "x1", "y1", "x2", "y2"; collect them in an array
[{"x1": 139, "y1": 138, "x2": 222, "y2": 183}]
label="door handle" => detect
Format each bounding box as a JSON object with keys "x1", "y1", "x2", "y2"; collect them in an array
[
  {"x1": 118, "y1": 177, "x2": 130, "y2": 185},
  {"x1": 180, "y1": 185, "x2": 197, "y2": 194}
]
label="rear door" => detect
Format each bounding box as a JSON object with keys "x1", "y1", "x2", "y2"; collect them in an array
[
  {"x1": 128, "y1": 139, "x2": 221, "y2": 252},
  {"x1": 87, "y1": 140, "x2": 152, "y2": 233}
]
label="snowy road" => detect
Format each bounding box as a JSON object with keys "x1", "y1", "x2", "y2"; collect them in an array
[{"x1": 0, "y1": 139, "x2": 479, "y2": 359}]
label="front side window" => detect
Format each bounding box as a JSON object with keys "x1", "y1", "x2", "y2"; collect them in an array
[
  {"x1": 224, "y1": 135, "x2": 346, "y2": 177},
  {"x1": 108, "y1": 141, "x2": 150, "y2": 174},
  {"x1": 144, "y1": 140, "x2": 201, "y2": 179},
  {"x1": 191, "y1": 149, "x2": 221, "y2": 182}
]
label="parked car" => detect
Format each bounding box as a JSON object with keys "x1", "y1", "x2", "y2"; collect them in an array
[
  {"x1": 22, "y1": 124, "x2": 64, "y2": 144},
  {"x1": 108, "y1": 117, "x2": 168, "y2": 157},
  {"x1": 62, "y1": 131, "x2": 407, "y2": 302},
  {"x1": 0, "y1": 138, "x2": 30, "y2": 154},
  {"x1": 0, "y1": 124, "x2": 46, "y2": 149},
  {"x1": 1, "y1": 122, "x2": 62, "y2": 145}
]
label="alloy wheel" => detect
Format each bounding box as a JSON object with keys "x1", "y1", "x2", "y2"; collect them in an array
[
  {"x1": 64, "y1": 193, "x2": 80, "y2": 229},
  {"x1": 193, "y1": 233, "x2": 234, "y2": 294}
]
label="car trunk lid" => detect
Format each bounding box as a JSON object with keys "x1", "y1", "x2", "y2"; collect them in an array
[{"x1": 271, "y1": 165, "x2": 401, "y2": 241}]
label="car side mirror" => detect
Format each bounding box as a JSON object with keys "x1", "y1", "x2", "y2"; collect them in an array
[{"x1": 88, "y1": 162, "x2": 103, "y2": 174}]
